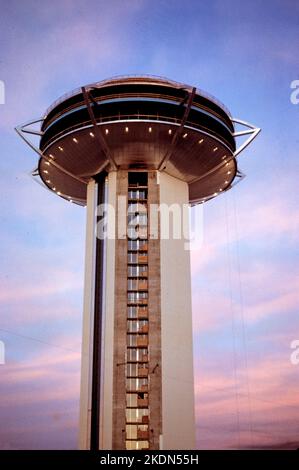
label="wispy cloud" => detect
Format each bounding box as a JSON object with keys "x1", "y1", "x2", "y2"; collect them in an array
[
  {"x1": 195, "y1": 353, "x2": 299, "y2": 449},
  {"x1": 0, "y1": 336, "x2": 81, "y2": 449}
]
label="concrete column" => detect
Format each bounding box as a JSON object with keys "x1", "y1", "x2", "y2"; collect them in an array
[
  {"x1": 78, "y1": 180, "x2": 97, "y2": 450},
  {"x1": 159, "y1": 172, "x2": 196, "y2": 450}
]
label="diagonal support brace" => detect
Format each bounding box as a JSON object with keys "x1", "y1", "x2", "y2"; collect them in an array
[
  {"x1": 81, "y1": 86, "x2": 117, "y2": 171},
  {"x1": 158, "y1": 87, "x2": 196, "y2": 171}
]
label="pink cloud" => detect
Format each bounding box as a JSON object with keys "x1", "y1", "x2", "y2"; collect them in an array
[
  {"x1": 195, "y1": 354, "x2": 299, "y2": 449},
  {"x1": 1, "y1": 337, "x2": 81, "y2": 406},
  {"x1": 192, "y1": 259, "x2": 299, "y2": 332},
  {"x1": 0, "y1": 335, "x2": 81, "y2": 449},
  {"x1": 0, "y1": 269, "x2": 83, "y2": 303},
  {"x1": 191, "y1": 177, "x2": 299, "y2": 279}
]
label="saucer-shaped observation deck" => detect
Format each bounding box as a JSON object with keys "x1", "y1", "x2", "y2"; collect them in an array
[{"x1": 16, "y1": 75, "x2": 260, "y2": 205}]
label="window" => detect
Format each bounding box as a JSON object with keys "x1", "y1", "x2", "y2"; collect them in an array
[
  {"x1": 128, "y1": 253, "x2": 138, "y2": 263},
  {"x1": 127, "y1": 306, "x2": 137, "y2": 318},
  {"x1": 127, "y1": 292, "x2": 148, "y2": 302},
  {"x1": 128, "y1": 265, "x2": 147, "y2": 277},
  {"x1": 128, "y1": 240, "x2": 148, "y2": 251},
  {"x1": 128, "y1": 280, "x2": 148, "y2": 291},
  {"x1": 126, "y1": 408, "x2": 149, "y2": 422},
  {"x1": 126, "y1": 424, "x2": 137, "y2": 439},
  {"x1": 127, "y1": 335, "x2": 137, "y2": 347},
  {"x1": 127, "y1": 349, "x2": 138, "y2": 361},
  {"x1": 126, "y1": 378, "x2": 148, "y2": 391},
  {"x1": 128, "y1": 189, "x2": 147, "y2": 200},
  {"x1": 128, "y1": 265, "x2": 148, "y2": 277},
  {"x1": 128, "y1": 252, "x2": 148, "y2": 264},
  {"x1": 127, "y1": 348, "x2": 148, "y2": 361},
  {"x1": 128, "y1": 279, "x2": 137, "y2": 290},
  {"x1": 127, "y1": 363, "x2": 138, "y2": 377},
  {"x1": 127, "y1": 320, "x2": 148, "y2": 333},
  {"x1": 126, "y1": 393, "x2": 138, "y2": 407},
  {"x1": 126, "y1": 440, "x2": 149, "y2": 450},
  {"x1": 128, "y1": 266, "x2": 138, "y2": 277}
]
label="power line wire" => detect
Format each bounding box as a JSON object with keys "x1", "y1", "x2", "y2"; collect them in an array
[
  {"x1": 224, "y1": 192, "x2": 241, "y2": 449},
  {"x1": 232, "y1": 190, "x2": 254, "y2": 446},
  {"x1": 0, "y1": 327, "x2": 81, "y2": 354}
]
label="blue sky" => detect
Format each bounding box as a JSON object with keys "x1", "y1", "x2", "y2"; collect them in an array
[{"x1": 0, "y1": 0, "x2": 298, "y2": 449}]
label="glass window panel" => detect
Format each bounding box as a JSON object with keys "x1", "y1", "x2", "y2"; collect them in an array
[
  {"x1": 125, "y1": 440, "x2": 149, "y2": 450},
  {"x1": 128, "y1": 279, "x2": 137, "y2": 290},
  {"x1": 128, "y1": 292, "x2": 148, "y2": 302},
  {"x1": 127, "y1": 335, "x2": 137, "y2": 347},
  {"x1": 126, "y1": 425, "x2": 137, "y2": 439},
  {"x1": 128, "y1": 265, "x2": 148, "y2": 277},
  {"x1": 137, "y1": 441, "x2": 149, "y2": 449},
  {"x1": 128, "y1": 190, "x2": 147, "y2": 200},
  {"x1": 127, "y1": 321, "x2": 138, "y2": 332},
  {"x1": 126, "y1": 408, "x2": 149, "y2": 422},
  {"x1": 127, "y1": 320, "x2": 148, "y2": 333},
  {"x1": 126, "y1": 378, "x2": 148, "y2": 391},
  {"x1": 127, "y1": 306, "x2": 137, "y2": 318},
  {"x1": 128, "y1": 253, "x2": 138, "y2": 263},
  {"x1": 127, "y1": 363, "x2": 138, "y2": 377},
  {"x1": 127, "y1": 348, "x2": 148, "y2": 361},
  {"x1": 128, "y1": 240, "x2": 148, "y2": 251},
  {"x1": 127, "y1": 349, "x2": 138, "y2": 361},
  {"x1": 126, "y1": 393, "x2": 138, "y2": 407}
]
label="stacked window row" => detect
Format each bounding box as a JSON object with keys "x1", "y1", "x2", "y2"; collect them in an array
[{"x1": 125, "y1": 180, "x2": 150, "y2": 450}]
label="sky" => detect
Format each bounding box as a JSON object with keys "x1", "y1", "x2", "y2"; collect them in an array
[{"x1": 0, "y1": 0, "x2": 298, "y2": 450}]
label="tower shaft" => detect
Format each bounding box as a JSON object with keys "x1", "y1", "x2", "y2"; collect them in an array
[{"x1": 79, "y1": 170, "x2": 195, "y2": 450}]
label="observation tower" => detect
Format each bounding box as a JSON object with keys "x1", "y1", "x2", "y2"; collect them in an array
[{"x1": 16, "y1": 75, "x2": 260, "y2": 450}]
